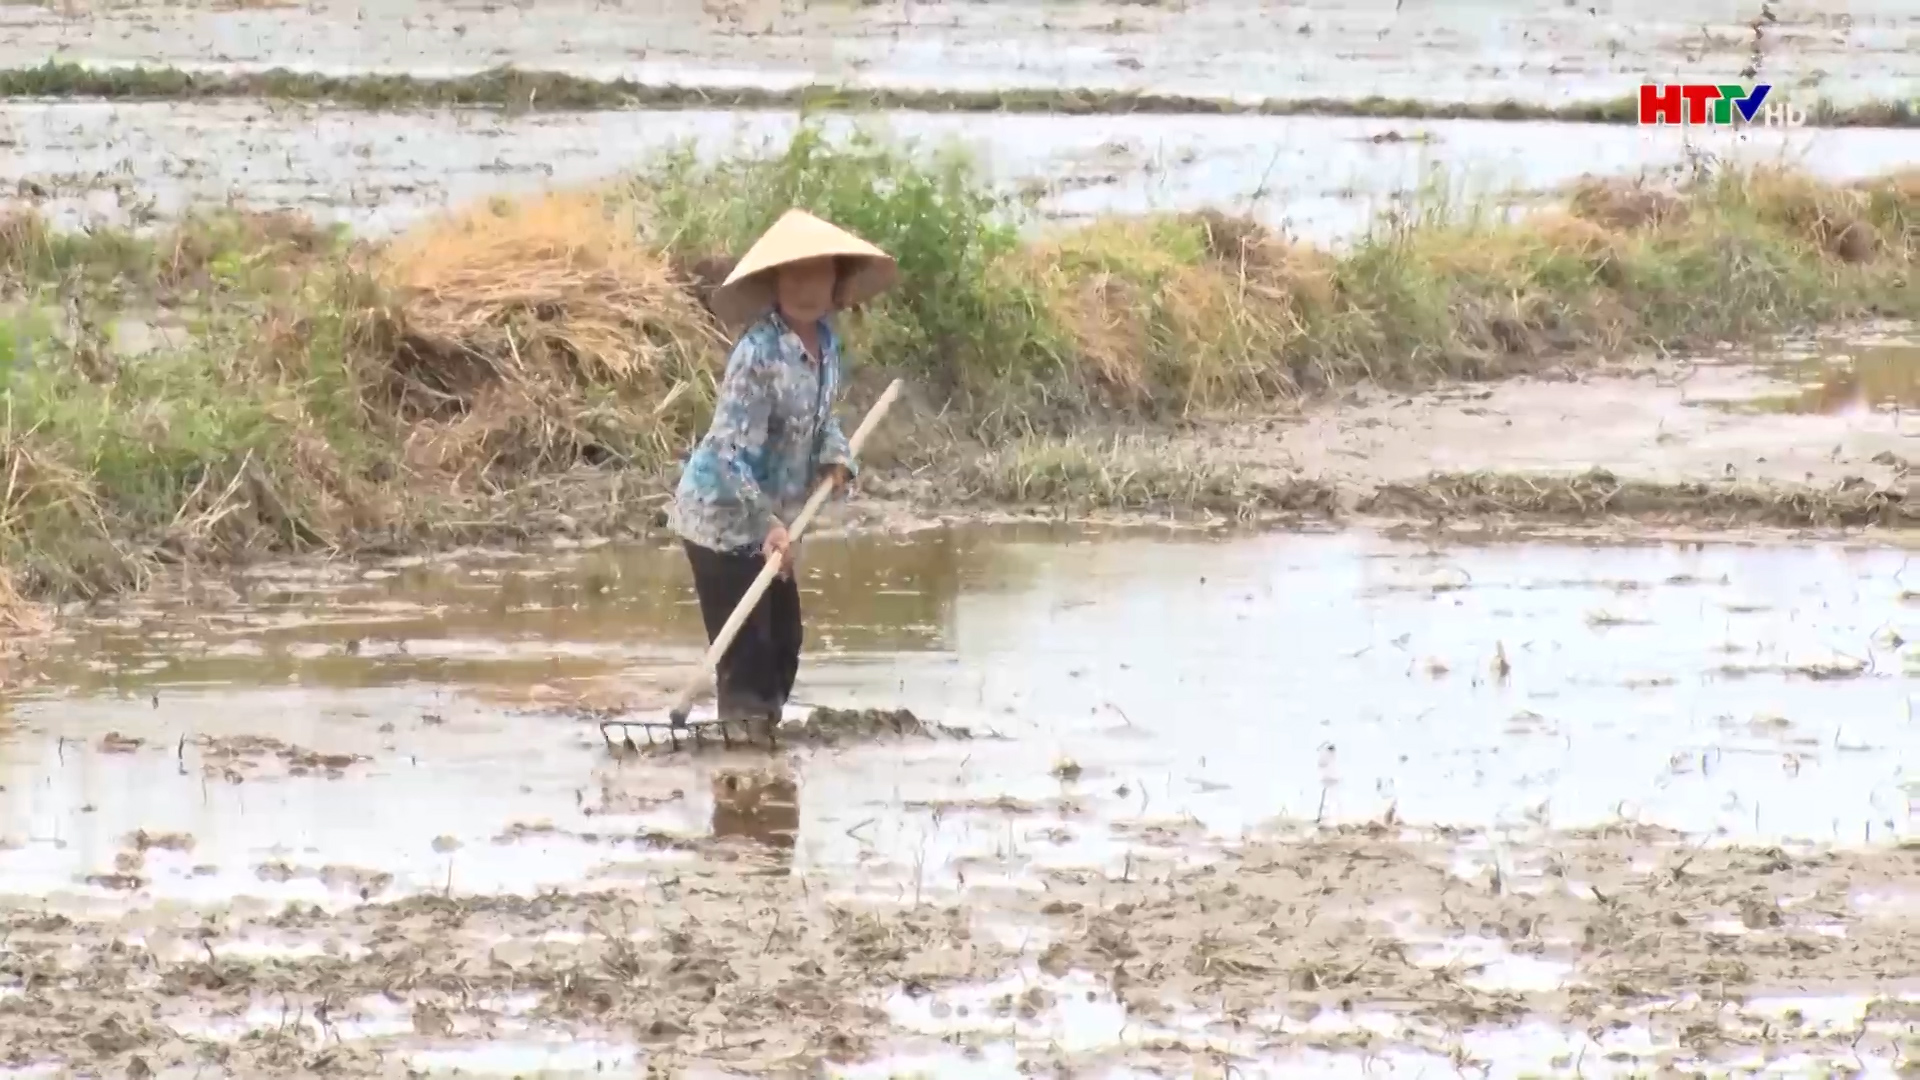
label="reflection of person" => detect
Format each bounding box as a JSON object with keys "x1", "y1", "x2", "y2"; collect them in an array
[
  {"x1": 669, "y1": 210, "x2": 898, "y2": 737},
  {"x1": 711, "y1": 767, "x2": 800, "y2": 852}
]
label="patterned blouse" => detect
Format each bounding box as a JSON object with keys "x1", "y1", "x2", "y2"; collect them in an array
[{"x1": 669, "y1": 313, "x2": 857, "y2": 554}]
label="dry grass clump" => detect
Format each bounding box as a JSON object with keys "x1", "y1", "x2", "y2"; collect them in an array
[
  {"x1": 0, "y1": 568, "x2": 50, "y2": 638},
  {"x1": 1022, "y1": 212, "x2": 1337, "y2": 412},
  {"x1": 1508, "y1": 210, "x2": 1624, "y2": 265},
  {"x1": 0, "y1": 424, "x2": 141, "y2": 598},
  {"x1": 375, "y1": 192, "x2": 727, "y2": 476},
  {"x1": 1566, "y1": 176, "x2": 1689, "y2": 231},
  {"x1": 1184, "y1": 208, "x2": 1340, "y2": 310},
  {"x1": 1734, "y1": 167, "x2": 1886, "y2": 264},
  {"x1": 1573, "y1": 167, "x2": 1913, "y2": 266},
  {"x1": 1021, "y1": 223, "x2": 1170, "y2": 406}
]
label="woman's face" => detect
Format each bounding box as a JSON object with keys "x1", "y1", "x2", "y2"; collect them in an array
[{"x1": 774, "y1": 258, "x2": 838, "y2": 325}]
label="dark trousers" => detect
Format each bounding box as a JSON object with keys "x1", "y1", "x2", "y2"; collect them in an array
[{"x1": 682, "y1": 540, "x2": 802, "y2": 720}]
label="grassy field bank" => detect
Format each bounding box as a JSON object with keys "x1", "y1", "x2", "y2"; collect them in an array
[
  {"x1": 4, "y1": 60, "x2": 1919, "y2": 128},
  {"x1": 1, "y1": 126, "x2": 1916, "y2": 609}
]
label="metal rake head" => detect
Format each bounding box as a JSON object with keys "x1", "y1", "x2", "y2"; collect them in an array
[{"x1": 597, "y1": 718, "x2": 779, "y2": 755}]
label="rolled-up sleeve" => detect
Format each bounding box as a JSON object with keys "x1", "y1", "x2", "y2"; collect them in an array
[{"x1": 708, "y1": 333, "x2": 779, "y2": 534}]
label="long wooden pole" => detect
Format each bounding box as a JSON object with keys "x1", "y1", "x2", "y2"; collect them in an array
[{"x1": 668, "y1": 378, "x2": 905, "y2": 726}]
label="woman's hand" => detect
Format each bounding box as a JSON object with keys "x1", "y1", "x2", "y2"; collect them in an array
[
  {"x1": 764, "y1": 522, "x2": 799, "y2": 580},
  {"x1": 763, "y1": 521, "x2": 791, "y2": 566},
  {"x1": 819, "y1": 463, "x2": 852, "y2": 493}
]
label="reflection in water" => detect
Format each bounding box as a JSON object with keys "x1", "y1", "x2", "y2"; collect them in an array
[
  {"x1": 710, "y1": 766, "x2": 800, "y2": 862},
  {"x1": 1810, "y1": 342, "x2": 1920, "y2": 413},
  {"x1": 1764, "y1": 342, "x2": 1920, "y2": 415},
  {"x1": 23, "y1": 525, "x2": 1053, "y2": 697},
  {"x1": 5, "y1": 524, "x2": 1920, "y2": 909}
]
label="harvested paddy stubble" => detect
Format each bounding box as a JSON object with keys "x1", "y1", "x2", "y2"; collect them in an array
[
  {"x1": 1, "y1": 129, "x2": 1917, "y2": 603},
  {"x1": 1368, "y1": 469, "x2": 1919, "y2": 530}
]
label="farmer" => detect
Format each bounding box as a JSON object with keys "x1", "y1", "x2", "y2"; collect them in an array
[{"x1": 668, "y1": 209, "x2": 897, "y2": 737}]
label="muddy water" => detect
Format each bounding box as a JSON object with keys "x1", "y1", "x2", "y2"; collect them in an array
[
  {"x1": 5, "y1": 102, "x2": 1915, "y2": 241},
  {"x1": 1745, "y1": 339, "x2": 1920, "y2": 416},
  {"x1": 13, "y1": 527, "x2": 1918, "y2": 862},
  {"x1": 9, "y1": 526, "x2": 1920, "y2": 1075},
  {"x1": 2, "y1": 0, "x2": 1915, "y2": 107}
]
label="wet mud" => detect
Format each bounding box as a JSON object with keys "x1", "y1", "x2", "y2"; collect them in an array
[
  {"x1": 1081, "y1": 324, "x2": 1920, "y2": 535},
  {"x1": 9, "y1": 523, "x2": 1920, "y2": 1073},
  {"x1": 0, "y1": 0, "x2": 1914, "y2": 108},
  {"x1": 598, "y1": 705, "x2": 979, "y2": 757},
  {"x1": 12, "y1": 826, "x2": 1920, "y2": 1075},
  {"x1": 4, "y1": 101, "x2": 1916, "y2": 241}
]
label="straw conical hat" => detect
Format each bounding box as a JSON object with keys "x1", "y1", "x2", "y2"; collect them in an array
[{"x1": 709, "y1": 210, "x2": 897, "y2": 327}]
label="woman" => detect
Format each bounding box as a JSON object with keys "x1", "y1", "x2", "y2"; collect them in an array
[{"x1": 669, "y1": 209, "x2": 898, "y2": 739}]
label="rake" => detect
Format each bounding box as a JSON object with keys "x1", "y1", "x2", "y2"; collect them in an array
[{"x1": 601, "y1": 377, "x2": 906, "y2": 753}]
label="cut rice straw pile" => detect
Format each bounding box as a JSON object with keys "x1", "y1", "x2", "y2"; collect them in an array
[
  {"x1": 380, "y1": 190, "x2": 723, "y2": 392},
  {"x1": 374, "y1": 192, "x2": 726, "y2": 475}
]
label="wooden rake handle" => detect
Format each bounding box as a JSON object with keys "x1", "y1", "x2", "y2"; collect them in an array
[{"x1": 668, "y1": 378, "x2": 905, "y2": 724}]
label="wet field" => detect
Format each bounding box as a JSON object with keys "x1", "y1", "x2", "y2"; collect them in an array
[
  {"x1": 1220, "y1": 326, "x2": 1920, "y2": 497},
  {"x1": 3, "y1": 0, "x2": 1916, "y2": 107},
  {"x1": 5, "y1": 103, "x2": 1916, "y2": 239},
  {"x1": 4, "y1": 148, "x2": 1920, "y2": 1080},
  {"x1": 7, "y1": 0, "x2": 1920, "y2": 1074},
  {"x1": 8, "y1": 524, "x2": 1920, "y2": 1075}
]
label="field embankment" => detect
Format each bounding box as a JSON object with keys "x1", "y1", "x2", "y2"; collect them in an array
[
  {"x1": 2, "y1": 127, "x2": 1917, "y2": 614},
  {"x1": 4, "y1": 61, "x2": 1919, "y2": 128},
  {"x1": 3, "y1": 0, "x2": 1916, "y2": 110}
]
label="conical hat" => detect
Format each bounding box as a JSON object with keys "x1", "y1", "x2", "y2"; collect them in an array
[{"x1": 708, "y1": 209, "x2": 898, "y2": 327}]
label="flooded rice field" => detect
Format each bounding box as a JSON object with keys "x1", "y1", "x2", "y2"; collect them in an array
[
  {"x1": 7, "y1": 1, "x2": 1920, "y2": 1075},
  {"x1": 9, "y1": 524, "x2": 1920, "y2": 1075},
  {"x1": 2, "y1": 0, "x2": 1916, "y2": 107},
  {"x1": 5, "y1": 102, "x2": 1916, "y2": 239}
]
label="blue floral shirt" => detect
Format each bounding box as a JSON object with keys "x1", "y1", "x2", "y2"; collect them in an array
[{"x1": 670, "y1": 313, "x2": 857, "y2": 553}]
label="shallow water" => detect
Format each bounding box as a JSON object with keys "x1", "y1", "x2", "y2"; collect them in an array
[
  {"x1": 2, "y1": 0, "x2": 1915, "y2": 107},
  {"x1": 8, "y1": 525, "x2": 1920, "y2": 1073},
  {"x1": 7, "y1": 525, "x2": 1919, "y2": 906},
  {"x1": 4, "y1": 102, "x2": 1913, "y2": 241},
  {"x1": 1743, "y1": 340, "x2": 1920, "y2": 416}
]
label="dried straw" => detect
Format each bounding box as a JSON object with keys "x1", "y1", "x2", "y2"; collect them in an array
[
  {"x1": 0, "y1": 567, "x2": 48, "y2": 637},
  {"x1": 378, "y1": 191, "x2": 724, "y2": 406}
]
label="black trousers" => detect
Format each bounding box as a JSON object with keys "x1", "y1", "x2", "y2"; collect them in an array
[{"x1": 682, "y1": 540, "x2": 802, "y2": 719}]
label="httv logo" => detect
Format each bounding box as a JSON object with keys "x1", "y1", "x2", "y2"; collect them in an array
[{"x1": 1637, "y1": 83, "x2": 1808, "y2": 127}]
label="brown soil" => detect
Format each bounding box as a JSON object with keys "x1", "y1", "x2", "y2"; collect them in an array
[
  {"x1": 7, "y1": 823, "x2": 1920, "y2": 1074},
  {"x1": 878, "y1": 340, "x2": 1920, "y2": 539}
]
